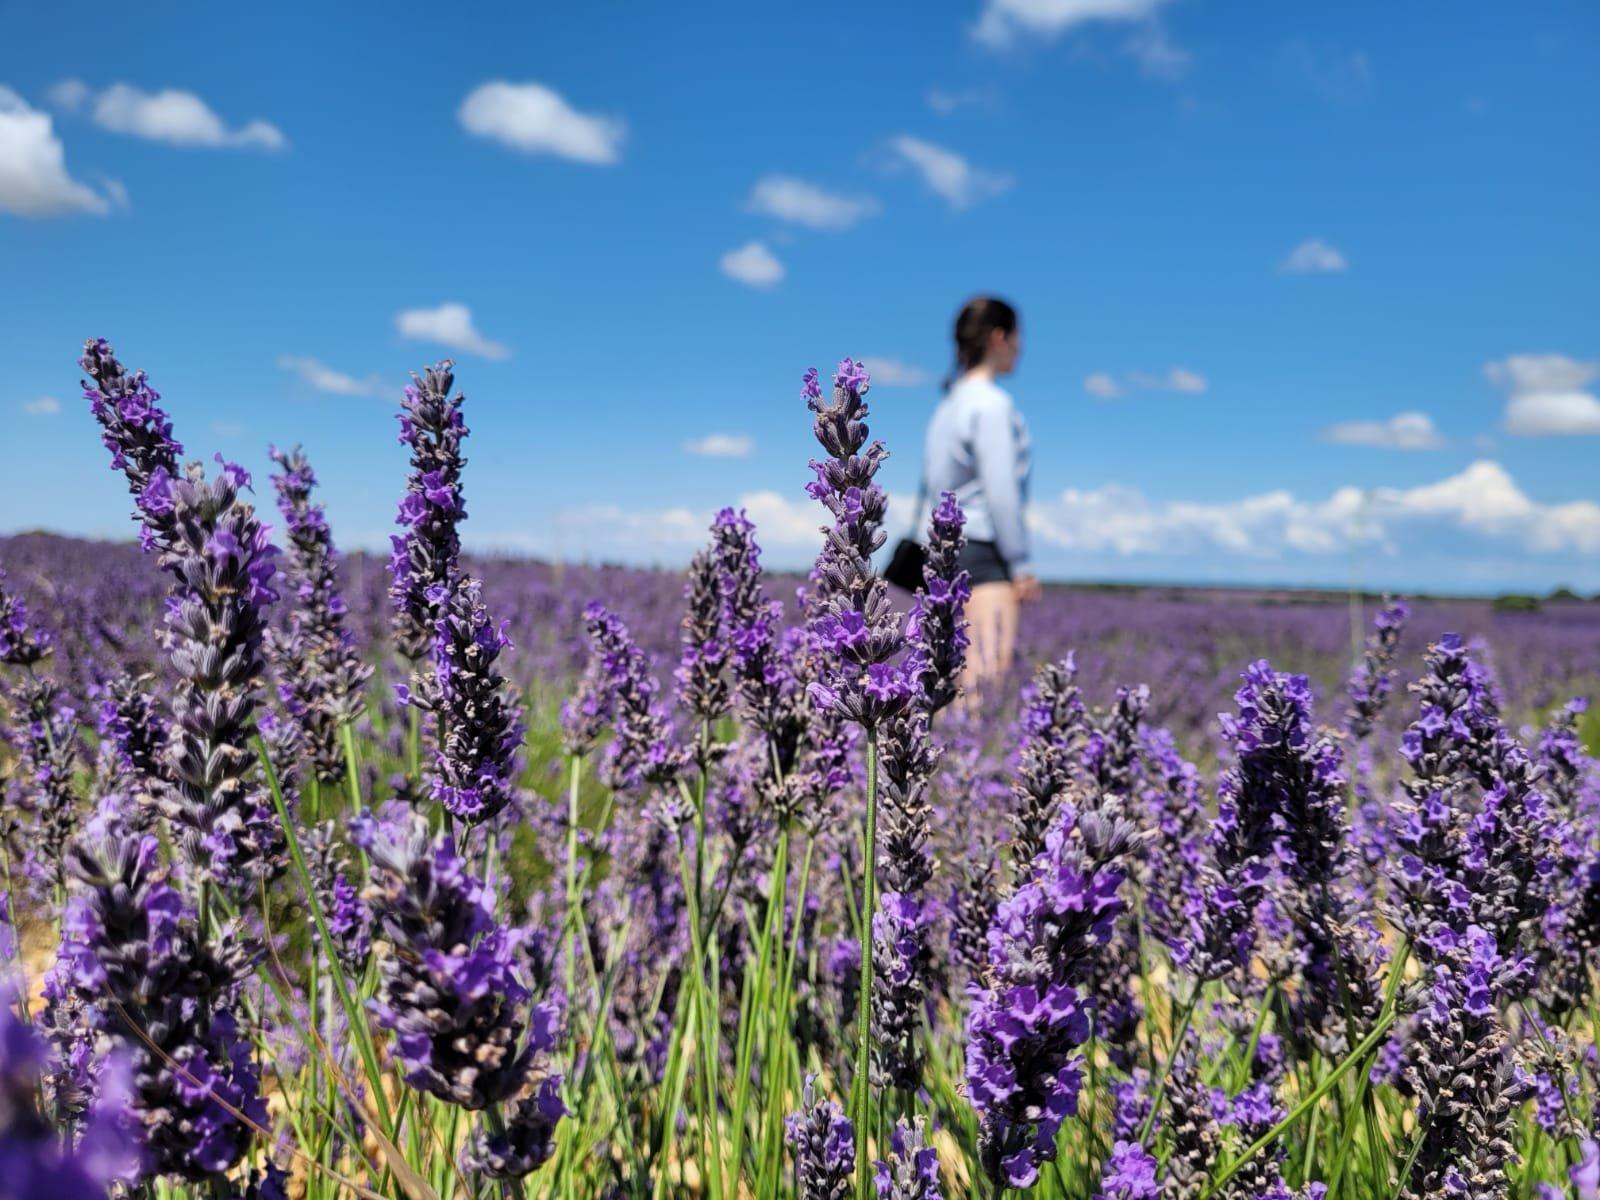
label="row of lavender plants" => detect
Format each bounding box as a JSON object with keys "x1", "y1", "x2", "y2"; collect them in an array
[{"x1": 0, "y1": 342, "x2": 1597, "y2": 1200}]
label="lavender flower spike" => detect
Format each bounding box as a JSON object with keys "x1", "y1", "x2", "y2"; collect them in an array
[
  {"x1": 0, "y1": 987, "x2": 141, "y2": 1198},
  {"x1": 389, "y1": 361, "x2": 468, "y2": 660},
  {"x1": 80, "y1": 338, "x2": 183, "y2": 555},
  {"x1": 267, "y1": 444, "x2": 372, "y2": 782},
  {"x1": 788, "y1": 1075, "x2": 856, "y2": 1200},
  {"x1": 402, "y1": 577, "x2": 526, "y2": 826},
  {"x1": 965, "y1": 809, "x2": 1140, "y2": 1187},
  {"x1": 0, "y1": 566, "x2": 51, "y2": 667},
  {"x1": 874, "y1": 1117, "x2": 943, "y2": 1200},
  {"x1": 366, "y1": 814, "x2": 558, "y2": 1109},
  {"x1": 906, "y1": 491, "x2": 970, "y2": 716},
  {"x1": 1346, "y1": 596, "x2": 1408, "y2": 741},
  {"x1": 804, "y1": 360, "x2": 918, "y2": 729}
]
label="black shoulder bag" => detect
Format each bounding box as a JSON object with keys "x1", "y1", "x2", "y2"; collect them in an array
[{"x1": 883, "y1": 484, "x2": 927, "y2": 592}]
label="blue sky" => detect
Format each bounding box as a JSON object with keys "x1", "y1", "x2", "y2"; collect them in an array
[{"x1": 3, "y1": 1, "x2": 1597, "y2": 593}]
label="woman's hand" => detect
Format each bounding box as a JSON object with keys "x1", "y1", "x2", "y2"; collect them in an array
[{"x1": 1012, "y1": 573, "x2": 1041, "y2": 604}]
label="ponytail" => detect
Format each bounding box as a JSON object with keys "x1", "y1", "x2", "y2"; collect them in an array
[{"x1": 944, "y1": 295, "x2": 1019, "y2": 391}]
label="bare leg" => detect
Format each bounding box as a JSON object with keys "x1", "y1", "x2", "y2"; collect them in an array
[{"x1": 962, "y1": 581, "x2": 1020, "y2": 709}]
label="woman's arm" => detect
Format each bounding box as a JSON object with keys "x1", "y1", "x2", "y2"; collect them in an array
[{"x1": 971, "y1": 392, "x2": 1031, "y2": 575}]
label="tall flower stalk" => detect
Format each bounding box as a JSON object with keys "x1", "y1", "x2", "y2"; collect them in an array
[{"x1": 267, "y1": 445, "x2": 372, "y2": 785}]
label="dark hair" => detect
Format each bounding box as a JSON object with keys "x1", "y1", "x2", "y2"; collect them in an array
[{"x1": 947, "y1": 295, "x2": 1019, "y2": 388}]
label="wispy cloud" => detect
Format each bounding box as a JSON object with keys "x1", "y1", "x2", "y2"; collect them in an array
[
  {"x1": 1087, "y1": 366, "x2": 1206, "y2": 396},
  {"x1": 972, "y1": 0, "x2": 1171, "y2": 49},
  {"x1": 1321, "y1": 411, "x2": 1444, "y2": 451},
  {"x1": 458, "y1": 81, "x2": 624, "y2": 165},
  {"x1": 395, "y1": 303, "x2": 511, "y2": 360},
  {"x1": 1030, "y1": 460, "x2": 1600, "y2": 559},
  {"x1": 683, "y1": 433, "x2": 754, "y2": 458},
  {"x1": 862, "y1": 357, "x2": 933, "y2": 387},
  {"x1": 1280, "y1": 238, "x2": 1348, "y2": 274},
  {"x1": 719, "y1": 241, "x2": 784, "y2": 288},
  {"x1": 22, "y1": 396, "x2": 61, "y2": 416},
  {"x1": 1487, "y1": 353, "x2": 1600, "y2": 437},
  {"x1": 883, "y1": 135, "x2": 1013, "y2": 210},
  {"x1": 745, "y1": 175, "x2": 878, "y2": 231},
  {"x1": 277, "y1": 355, "x2": 384, "y2": 398},
  {"x1": 0, "y1": 87, "x2": 117, "y2": 216},
  {"x1": 926, "y1": 87, "x2": 994, "y2": 115},
  {"x1": 56, "y1": 81, "x2": 286, "y2": 150},
  {"x1": 1279, "y1": 41, "x2": 1376, "y2": 105}
]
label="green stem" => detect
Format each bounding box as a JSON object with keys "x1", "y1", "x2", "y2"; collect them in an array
[
  {"x1": 1198, "y1": 1006, "x2": 1400, "y2": 1200},
  {"x1": 853, "y1": 730, "x2": 880, "y2": 1200}
]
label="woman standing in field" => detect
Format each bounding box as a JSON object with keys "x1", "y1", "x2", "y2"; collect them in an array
[{"x1": 922, "y1": 295, "x2": 1037, "y2": 700}]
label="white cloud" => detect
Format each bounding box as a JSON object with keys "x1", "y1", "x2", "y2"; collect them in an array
[
  {"x1": 862, "y1": 357, "x2": 932, "y2": 387},
  {"x1": 395, "y1": 303, "x2": 511, "y2": 360},
  {"x1": 0, "y1": 87, "x2": 114, "y2": 217},
  {"x1": 47, "y1": 79, "x2": 91, "y2": 112},
  {"x1": 884, "y1": 135, "x2": 1013, "y2": 210},
  {"x1": 684, "y1": 433, "x2": 754, "y2": 458},
  {"x1": 84, "y1": 83, "x2": 285, "y2": 150},
  {"x1": 972, "y1": 0, "x2": 1171, "y2": 48},
  {"x1": 1124, "y1": 25, "x2": 1190, "y2": 79},
  {"x1": 719, "y1": 241, "x2": 784, "y2": 288},
  {"x1": 277, "y1": 355, "x2": 383, "y2": 397},
  {"x1": 1084, "y1": 372, "x2": 1122, "y2": 398},
  {"x1": 1321, "y1": 411, "x2": 1445, "y2": 451},
  {"x1": 926, "y1": 87, "x2": 991, "y2": 114},
  {"x1": 23, "y1": 396, "x2": 61, "y2": 416},
  {"x1": 458, "y1": 81, "x2": 624, "y2": 165},
  {"x1": 1280, "y1": 237, "x2": 1348, "y2": 274},
  {"x1": 745, "y1": 175, "x2": 878, "y2": 231},
  {"x1": 1486, "y1": 353, "x2": 1600, "y2": 437},
  {"x1": 1485, "y1": 353, "x2": 1598, "y2": 396},
  {"x1": 1503, "y1": 392, "x2": 1600, "y2": 437},
  {"x1": 1028, "y1": 460, "x2": 1600, "y2": 560},
  {"x1": 1095, "y1": 366, "x2": 1207, "y2": 395}
]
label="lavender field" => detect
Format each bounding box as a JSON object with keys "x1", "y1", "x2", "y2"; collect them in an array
[{"x1": 2, "y1": 343, "x2": 1599, "y2": 1199}]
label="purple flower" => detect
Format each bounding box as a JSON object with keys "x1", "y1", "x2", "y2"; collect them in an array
[
  {"x1": 389, "y1": 362, "x2": 468, "y2": 661},
  {"x1": 0, "y1": 567, "x2": 51, "y2": 667},
  {"x1": 1094, "y1": 1140, "x2": 1160, "y2": 1200},
  {"x1": 787, "y1": 1075, "x2": 855, "y2": 1200},
  {"x1": 366, "y1": 815, "x2": 559, "y2": 1109},
  {"x1": 266, "y1": 445, "x2": 372, "y2": 783},
  {"x1": 569, "y1": 603, "x2": 687, "y2": 790},
  {"x1": 60, "y1": 827, "x2": 264, "y2": 1183},
  {"x1": 460, "y1": 1075, "x2": 567, "y2": 1180},
  {"x1": 80, "y1": 339, "x2": 183, "y2": 555},
  {"x1": 403, "y1": 576, "x2": 525, "y2": 825},
  {"x1": 874, "y1": 1117, "x2": 942, "y2": 1200},
  {"x1": 1008, "y1": 657, "x2": 1087, "y2": 875},
  {"x1": 1346, "y1": 596, "x2": 1408, "y2": 741},
  {"x1": 0, "y1": 989, "x2": 140, "y2": 1198},
  {"x1": 964, "y1": 810, "x2": 1139, "y2": 1186}
]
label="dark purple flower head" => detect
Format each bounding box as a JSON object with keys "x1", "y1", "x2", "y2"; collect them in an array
[
  {"x1": 965, "y1": 810, "x2": 1139, "y2": 1187},
  {"x1": 803, "y1": 359, "x2": 915, "y2": 730},
  {"x1": 0, "y1": 988, "x2": 141, "y2": 1199},
  {"x1": 787, "y1": 1075, "x2": 855, "y2": 1200},
  {"x1": 0, "y1": 567, "x2": 51, "y2": 667},
  {"x1": 675, "y1": 532, "x2": 732, "y2": 727},
  {"x1": 873, "y1": 1117, "x2": 942, "y2": 1200},
  {"x1": 905, "y1": 491, "x2": 970, "y2": 716},
  {"x1": 461, "y1": 1075, "x2": 567, "y2": 1180},
  {"x1": 1009, "y1": 657, "x2": 1087, "y2": 876},
  {"x1": 60, "y1": 826, "x2": 264, "y2": 1183},
  {"x1": 402, "y1": 576, "x2": 525, "y2": 825},
  {"x1": 80, "y1": 339, "x2": 183, "y2": 554},
  {"x1": 389, "y1": 361, "x2": 468, "y2": 660},
  {"x1": 266, "y1": 444, "x2": 372, "y2": 782},
  {"x1": 366, "y1": 814, "x2": 558, "y2": 1109},
  {"x1": 146, "y1": 460, "x2": 285, "y2": 892},
  {"x1": 1094, "y1": 1140, "x2": 1160, "y2": 1200},
  {"x1": 569, "y1": 602, "x2": 688, "y2": 789},
  {"x1": 1346, "y1": 596, "x2": 1408, "y2": 741}
]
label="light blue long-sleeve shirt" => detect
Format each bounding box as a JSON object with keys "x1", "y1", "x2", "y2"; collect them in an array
[{"x1": 919, "y1": 376, "x2": 1032, "y2": 568}]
